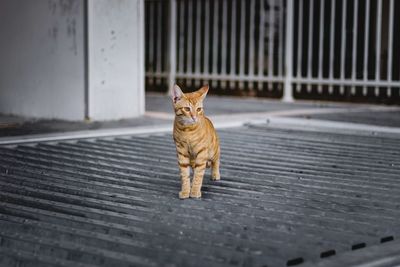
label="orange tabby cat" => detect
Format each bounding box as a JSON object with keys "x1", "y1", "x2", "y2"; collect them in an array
[{"x1": 171, "y1": 84, "x2": 220, "y2": 199}]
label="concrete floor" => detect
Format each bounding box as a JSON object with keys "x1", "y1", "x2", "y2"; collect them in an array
[
  {"x1": 293, "y1": 110, "x2": 400, "y2": 128},
  {"x1": 146, "y1": 93, "x2": 345, "y2": 115},
  {"x1": 1, "y1": 94, "x2": 400, "y2": 266},
  {"x1": 1, "y1": 117, "x2": 400, "y2": 267},
  {"x1": 1, "y1": 93, "x2": 400, "y2": 138}
]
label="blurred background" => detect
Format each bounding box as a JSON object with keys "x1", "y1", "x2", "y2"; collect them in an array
[
  {"x1": 0, "y1": 0, "x2": 399, "y2": 128},
  {"x1": 146, "y1": 0, "x2": 400, "y2": 102}
]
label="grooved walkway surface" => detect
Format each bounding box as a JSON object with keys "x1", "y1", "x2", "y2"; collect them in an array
[
  {"x1": 0, "y1": 123, "x2": 400, "y2": 267},
  {"x1": 294, "y1": 110, "x2": 400, "y2": 128}
]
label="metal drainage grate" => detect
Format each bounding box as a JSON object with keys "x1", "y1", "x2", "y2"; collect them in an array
[{"x1": 0, "y1": 123, "x2": 400, "y2": 267}]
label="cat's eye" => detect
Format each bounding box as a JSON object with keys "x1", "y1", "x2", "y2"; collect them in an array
[
  {"x1": 183, "y1": 107, "x2": 191, "y2": 112},
  {"x1": 197, "y1": 107, "x2": 202, "y2": 112}
]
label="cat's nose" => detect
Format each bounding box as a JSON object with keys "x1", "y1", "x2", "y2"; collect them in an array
[{"x1": 191, "y1": 116, "x2": 197, "y2": 122}]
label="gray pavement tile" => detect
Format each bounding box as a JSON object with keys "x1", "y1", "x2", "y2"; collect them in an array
[
  {"x1": 0, "y1": 123, "x2": 399, "y2": 266},
  {"x1": 293, "y1": 110, "x2": 400, "y2": 128}
]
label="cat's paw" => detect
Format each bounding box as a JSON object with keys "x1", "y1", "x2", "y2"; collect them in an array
[
  {"x1": 179, "y1": 191, "x2": 190, "y2": 199},
  {"x1": 189, "y1": 190, "x2": 202, "y2": 198},
  {"x1": 211, "y1": 173, "x2": 220, "y2": 181}
]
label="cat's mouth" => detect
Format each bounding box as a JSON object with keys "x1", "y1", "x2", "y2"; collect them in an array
[{"x1": 177, "y1": 117, "x2": 199, "y2": 126}]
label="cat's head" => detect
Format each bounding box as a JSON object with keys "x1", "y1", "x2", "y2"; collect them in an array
[{"x1": 171, "y1": 84, "x2": 208, "y2": 126}]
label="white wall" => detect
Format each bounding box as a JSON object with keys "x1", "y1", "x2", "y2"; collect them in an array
[
  {"x1": 0, "y1": 0, "x2": 86, "y2": 120},
  {"x1": 0, "y1": 0, "x2": 145, "y2": 121},
  {"x1": 87, "y1": 0, "x2": 145, "y2": 121}
]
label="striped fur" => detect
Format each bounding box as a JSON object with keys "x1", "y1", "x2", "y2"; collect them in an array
[{"x1": 171, "y1": 84, "x2": 220, "y2": 199}]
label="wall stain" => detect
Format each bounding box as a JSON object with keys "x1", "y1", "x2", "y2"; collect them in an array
[
  {"x1": 47, "y1": 0, "x2": 80, "y2": 56},
  {"x1": 48, "y1": 0, "x2": 57, "y2": 15},
  {"x1": 66, "y1": 18, "x2": 78, "y2": 55},
  {"x1": 48, "y1": 0, "x2": 79, "y2": 16},
  {"x1": 60, "y1": 0, "x2": 79, "y2": 15},
  {"x1": 48, "y1": 25, "x2": 59, "y2": 40},
  {"x1": 110, "y1": 29, "x2": 117, "y2": 50}
]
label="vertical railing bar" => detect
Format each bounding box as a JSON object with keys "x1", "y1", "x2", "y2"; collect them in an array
[
  {"x1": 239, "y1": 0, "x2": 246, "y2": 89},
  {"x1": 187, "y1": 0, "x2": 193, "y2": 77},
  {"x1": 387, "y1": 0, "x2": 394, "y2": 82},
  {"x1": 144, "y1": 2, "x2": 148, "y2": 73},
  {"x1": 268, "y1": 0, "x2": 276, "y2": 81},
  {"x1": 268, "y1": 0, "x2": 275, "y2": 90},
  {"x1": 156, "y1": 1, "x2": 163, "y2": 84},
  {"x1": 278, "y1": 0, "x2": 284, "y2": 80},
  {"x1": 195, "y1": 0, "x2": 202, "y2": 74},
  {"x1": 258, "y1": 0, "x2": 265, "y2": 90},
  {"x1": 351, "y1": 0, "x2": 358, "y2": 95},
  {"x1": 178, "y1": 0, "x2": 185, "y2": 74},
  {"x1": 187, "y1": 0, "x2": 193, "y2": 87},
  {"x1": 204, "y1": 0, "x2": 210, "y2": 74},
  {"x1": 363, "y1": 0, "x2": 370, "y2": 96},
  {"x1": 221, "y1": 0, "x2": 228, "y2": 75},
  {"x1": 152, "y1": 1, "x2": 158, "y2": 85},
  {"x1": 221, "y1": 0, "x2": 228, "y2": 88},
  {"x1": 230, "y1": 0, "x2": 237, "y2": 88},
  {"x1": 163, "y1": 2, "x2": 169, "y2": 75},
  {"x1": 307, "y1": 0, "x2": 314, "y2": 92},
  {"x1": 212, "y1": 0, "x2": 219, "y2": 87},
  {"x1": 148, "y1": 2, "x2": 154, "y2": 74},
  {"x1": 145, "y1": 2, "x2": 151, "y2": 75},
  {"x1": 168, "y1": 0, "x2": 177, "y2": 95},
  {"x1": 296, "y1": 0, "x2": 303, "y2": 91},
  {"x1": 339, "y1": 0, "x2": 347, "y2": 95},
  {"x1": 296, "y1": 0, "x2": 303, "y2": 83},
  {"x1": 387, "y1": 0, "x2": 394, "y2": 97},
  {"x1": 239, "y1": 0, "x2": 246, "y2": 75},
  {"x1": 328, "y1": 0, "x2": 335, "y2": 94},
  {"x1": 317, "y1": 0, "x2": 325, "y2": 93},
  {"x1": 194, "y1": 0, "x2": 202, "y2": 86},
  {"x1": 248, "y1": 0, "x2": 256, "y2": 89},
  {"x1": 283, "y1": 0, "x2": 294, "y2": 102},
  {"x1": 375, "y1": 0, "x2": 382, "y2": 96}
]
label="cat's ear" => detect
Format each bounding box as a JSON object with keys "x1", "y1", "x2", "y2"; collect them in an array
[
  {"x1": 197, "y1": 85, "x2": 209, "y2": 101},
  {"x1": 171, "y1": 84, "x2": 184, "y2": 103}
]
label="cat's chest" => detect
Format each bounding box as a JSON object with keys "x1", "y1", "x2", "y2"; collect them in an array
[
  {"x1": 179, "y1": 135, "x2": 203, "y2": 148},
  {"x1": 175, "y1": 132, "x2": 207, "y2": 153}
]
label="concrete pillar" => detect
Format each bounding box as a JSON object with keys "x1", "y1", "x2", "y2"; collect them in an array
[
  {"x1": 0, "y1": 0, "x2": 86, "y2": 120},
  {"x1": 0, "y1": 0, "x2": 145, "y2": 121},
  {"x1": 86, "y1": 0, "x2": 145, "y2": 121}
]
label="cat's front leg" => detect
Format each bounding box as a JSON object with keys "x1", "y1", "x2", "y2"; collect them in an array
[
  {"x1": 177, "y1": 154, "x2": 191, "y2": 199},
  {"x1": 190, "y1": 150, "x2": 208, "y2": 198},
  {"x1": 190, "y1": 162, "x2": 206, "y2": 198}
]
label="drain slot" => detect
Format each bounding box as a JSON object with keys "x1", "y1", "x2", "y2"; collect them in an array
[
  {"x1": 380, "y1": 236, "x2": 394, "y2": 243},
  {"x1": 320, "y1": 249, "x2": 336, "y2": 258},
  {"x1": 286, "y1": 257, "x2": 304, "y2": 266},
  {"x1": 351, "y1": 243, "x2": 366, "y2": 250}
]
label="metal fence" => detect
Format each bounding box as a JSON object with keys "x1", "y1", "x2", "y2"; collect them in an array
[{"x1": 145, "y1": 0, "x2": 400, "y2": 103}]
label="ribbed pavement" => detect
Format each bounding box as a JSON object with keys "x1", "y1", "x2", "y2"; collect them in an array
[{"x1": 0, "y1": 123, "x2": 399, "y2": 267}]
